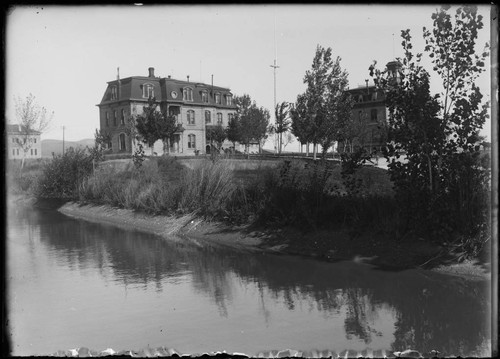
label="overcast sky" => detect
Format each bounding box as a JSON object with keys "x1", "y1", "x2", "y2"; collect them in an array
[{"x1": 5, "y1": 4, "x2": 492, "y2": 147}]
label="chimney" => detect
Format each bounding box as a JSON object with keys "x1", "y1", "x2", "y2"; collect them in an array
[
  {"x1": 148, "y1": 67, "x2": 155, "y2": 77},
  {"x1": 168, "y1": 75, "x2": 171, "y2": 79},
  {"x1": 187, "y1": 75, "x2": 190, "y2": 82}
]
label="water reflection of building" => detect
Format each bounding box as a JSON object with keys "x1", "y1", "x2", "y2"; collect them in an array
[{"x1": 97, "y1": 67, "x2": 239, "y2": 157}]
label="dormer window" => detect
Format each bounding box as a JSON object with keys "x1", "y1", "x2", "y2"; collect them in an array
[
  {"x1": 183, "y1": 87, "x2": 193, "y2": 101},
  {"x1": 142, "y1": 83, "x2": 154, "y2": 98},
  {"x1": 358, "y1": 95, "x2": 363, "y2": 103},
  {"x1": 111, "y1": 86, "x2": 117, "y2": 100},
  {"x1": 201, "y1": 91, "x2": 208, "y2": 103},
  {"x1": 215, "y1": 93, "x2": 221, "y2": 105},
  {"x1": 226, "y1": 95, "x2": 232, "y2": 106}
]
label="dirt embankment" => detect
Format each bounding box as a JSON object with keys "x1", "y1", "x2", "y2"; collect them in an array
[{"x1": 57, "y1": 202, "x2": 491, "y2": 281}]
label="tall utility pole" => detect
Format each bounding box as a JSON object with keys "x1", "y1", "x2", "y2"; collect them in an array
[
  {"x1": 62, "y1": 125, "x2": 65, "y2": 155},
  {"x1": 270, "y1": 14, "x2": 279, "y2": 155}
]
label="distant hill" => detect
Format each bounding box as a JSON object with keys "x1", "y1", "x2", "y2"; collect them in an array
[{"x1": 42, "y1": 138, "x2": 94, "y2": 157}]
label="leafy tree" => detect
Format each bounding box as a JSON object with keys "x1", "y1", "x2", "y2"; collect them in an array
[
  {"x1": 234, "y1": 94, "x2": 270, "y2": 156},
  {"x1": 206, "y1": 124, "x2": 227, "y2": 151},
  {"x1": 370, "y1": 5, "x2": 490, "y2": 249},
  {"x1": 274, "y1": 102, "x2": 292, "y2": 154},
  {"x1": 226, "y1": 116, "x2": 241, "y2": 151},
  {"x1": 14, "y1": 93, "x2": 54, "y2": 168},
  {"x1": 135, "y1": 97, "x2": 181, "y2": 156},
  {"x1": 88, "y1": 129, "x2": 111, "y2": 171},
  {"x1": 291, "y1": 93, "x2": 315, "y2": 156},
  {"x1": 299, "y1": 45, "x2": 353, "y2": 159}
]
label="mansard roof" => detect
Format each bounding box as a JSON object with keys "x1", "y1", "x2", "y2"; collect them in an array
[
  {"x1": 98, "y1": 69, "x2": 236, "y2": 109},
  {"x1": 6, "y1": 124, "x2": 41, "y2": 135}
]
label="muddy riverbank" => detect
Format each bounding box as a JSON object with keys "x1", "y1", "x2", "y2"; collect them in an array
[{"x1": 55, "y1": 201, "x2": 491, "y2": 281}]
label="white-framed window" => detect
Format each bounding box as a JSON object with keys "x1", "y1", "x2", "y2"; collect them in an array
[
  {"x1": 358, "y1": 95, "x2": 363, "y2": 102},
  {"x1": 188, "y1": 134, "x2": 196, "y2": 149},
  {"x1": 215, "y1": 92, "x2": 221, "y2": 104},
  {"x1": 187, "y1": 110, "x2": 195, "y2": 125},
  {"x1": 106, "y1": 112, "x2": 110, "y2": 127},
  {"x1": 183, "y1": 87, "x2": 193, "y2": 101},
  {"x1": 142, "y1": 83, "x2": 155, "y2": 98},
  {"x1": 228, "y1": 113, "x2": 234, "y2": 122},
  {"x1": 226, "y1": 95, "x2": 232, "y2": 106},
  {"x1": 119, "y1": 133, "x2": 126, "y2": 151},
  {"x1": 113, "y1": 110, "x2": 117, "y2": 126},
  {"x1": 201, "y1": 91, "x2": 208, "y2": 103},
  {"x1": 34, "y1": 138, "x2": 37, "y2": 144},
  {"x1": 217, "y1": 113, "x2": 223, "y2": 124},
  {"x1": 121, "y1": 109, "x2": 125, "y2": 125},
  {"x1": 111, "y1": 86, "x2": 117, "y2": 100},
  {"x1": 205, "y1": 110, "x2": 211, "y2": 124}
]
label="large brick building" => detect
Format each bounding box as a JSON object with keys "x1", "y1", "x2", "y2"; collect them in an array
[
  {"x1": 338, "y1": 60, "x2": 402, "y2": 153},
  {"x1": 97, "y1": 67, "x2": 238, "y2": 156}
]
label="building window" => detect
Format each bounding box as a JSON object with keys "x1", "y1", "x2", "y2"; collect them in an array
[
  {"x1": 119, "y1": 133, "x2": 126, "y2": 151},
  {"x1": 111, "y1": 86, "x2": 117, "y2": 100},
  {"x1": 371, "y1": 109, "x2": 378, "y2": 122},
  {"x1": 358, "y1": 95, "x2": 363, "y2": 103},
  {"x1": 35, "y1": 149, "x2": 37, "y2": 156},
  {"x1": 215, "y1": 93, "x2": 221, "y2": 104},
  {"x1": 106, "y1": 112, "x2": 110, "y2": 127},
  {"x1": 31, "y1": 149, "x2": 33, "y2": 155},
  {"x1": 188, "y1": 134, "x2": 196, "y2": 149},
  {"x1": 12, "y1": 149, "x2": 15, "y2": 156},
  {"x1": 372, "y1": 92, "x2": 378, "y2": 101},
  {"x1": 142, "y1": 83, "x2": 154, "y2": 98},
  {"x1": 16, "y1": 149, "x2": 19, "y2": 156},
  {"x1": 187, "y1": 110, "x2": 195, "y2": 125},
  {"x1": 226, "y1": 95, "x2": 232, "y2": 106},
  {"x1": 228, "y1": 113, "x2": 234, "y2": 122},
  {"x1": 113, "y1": 110, "x2": 117, "y2": 126},
  {"x1": 183, "y1": 87, "x2": 193, "y2": 101},
  {"x1": 201, "y1": 91, "x2": 208, "y2": 103},
  {"x1": 34, "y1": 138, "x2": 37, "y2": 144},
  {"x1": 217, "y1": 113, "x2": 223, "y2": 124},
  {"x1": 205, "y1": 110, "x2": 211, "y2": 124},
  {"x1": 121, "y1": 109, "x2": 125, "y2": 125},
  {"x1": 358, "y1": 110, "x2": 363, "y2": 121},
  {"x1": 12, "y1": 137, "x2": 16, "y2": 143}
]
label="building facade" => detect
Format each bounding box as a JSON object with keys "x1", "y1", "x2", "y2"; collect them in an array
[
  {"x1": 6, "y1": 124, "x2": 42, "y2": 160},
  {"x1": 97, "y1": 67, "x2": 238, "y2": 156},
  {"x1": 338, "y1": 60, "x2": 402, "y2": 153}
]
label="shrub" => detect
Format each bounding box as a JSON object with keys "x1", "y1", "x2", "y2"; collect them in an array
[{"x1": 36, "y1": 148, "x2": 93, "y2": 199}]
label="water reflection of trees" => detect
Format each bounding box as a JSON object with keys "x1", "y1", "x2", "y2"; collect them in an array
[{"x1": 29, "y1": 207, "x2": 489, "y2": 356}]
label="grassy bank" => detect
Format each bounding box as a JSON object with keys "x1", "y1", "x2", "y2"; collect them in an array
[{"x1": 9, "y1": 149, "x2": 491, "y2": 267}]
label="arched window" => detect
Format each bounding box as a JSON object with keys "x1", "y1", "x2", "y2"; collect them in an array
[
  {"x1": 183, "y1": 87, "x2": 193, "y2": 101},
  {"x1": 142, "y1": 83, "x2": 154, "y2": 98},
  {"x1": 201, "y1": 91, "x2": 208, "y2": 103},
  {"x1": 215, "y1": 92, "x2": 221, "y2": 104},
  {"x1": 119, "y1": 133, "x2": 126, "y2": 151},
  {"x1": 217, "y1": 113, "x2": 223, "y2": 124},
  {"x1": 205, "y1": 110, "x2": 211, "y2": 124},
  {"x1": 226, "y1": 95, "x2": 232, "y2": 106},
  {"x1": 187, "y1": 110, "x2": 195, "y2": 124},
  {"x1": 121, "y1": 109, "x2": 125, "y2": 125},
  {"x1": 188, "y1": 134, "x2": 196, "y2": 149}
]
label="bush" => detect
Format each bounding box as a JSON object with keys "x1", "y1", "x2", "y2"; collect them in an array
[{"x1": 36, "y1": 148, "x2": 93, "y2": 199}]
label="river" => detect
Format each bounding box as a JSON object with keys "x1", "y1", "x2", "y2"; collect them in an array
[{"x1": 6, "y1": 203, "x2": 491, "y2": 357}]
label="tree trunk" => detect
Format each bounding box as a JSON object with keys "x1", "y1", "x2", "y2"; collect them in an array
[
  {"x1": 306, "y1": 143, "x2": 310, "y2": 157},
  {"x1": 313, "y1": 143, "x2": 317, "y2": 160}
]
